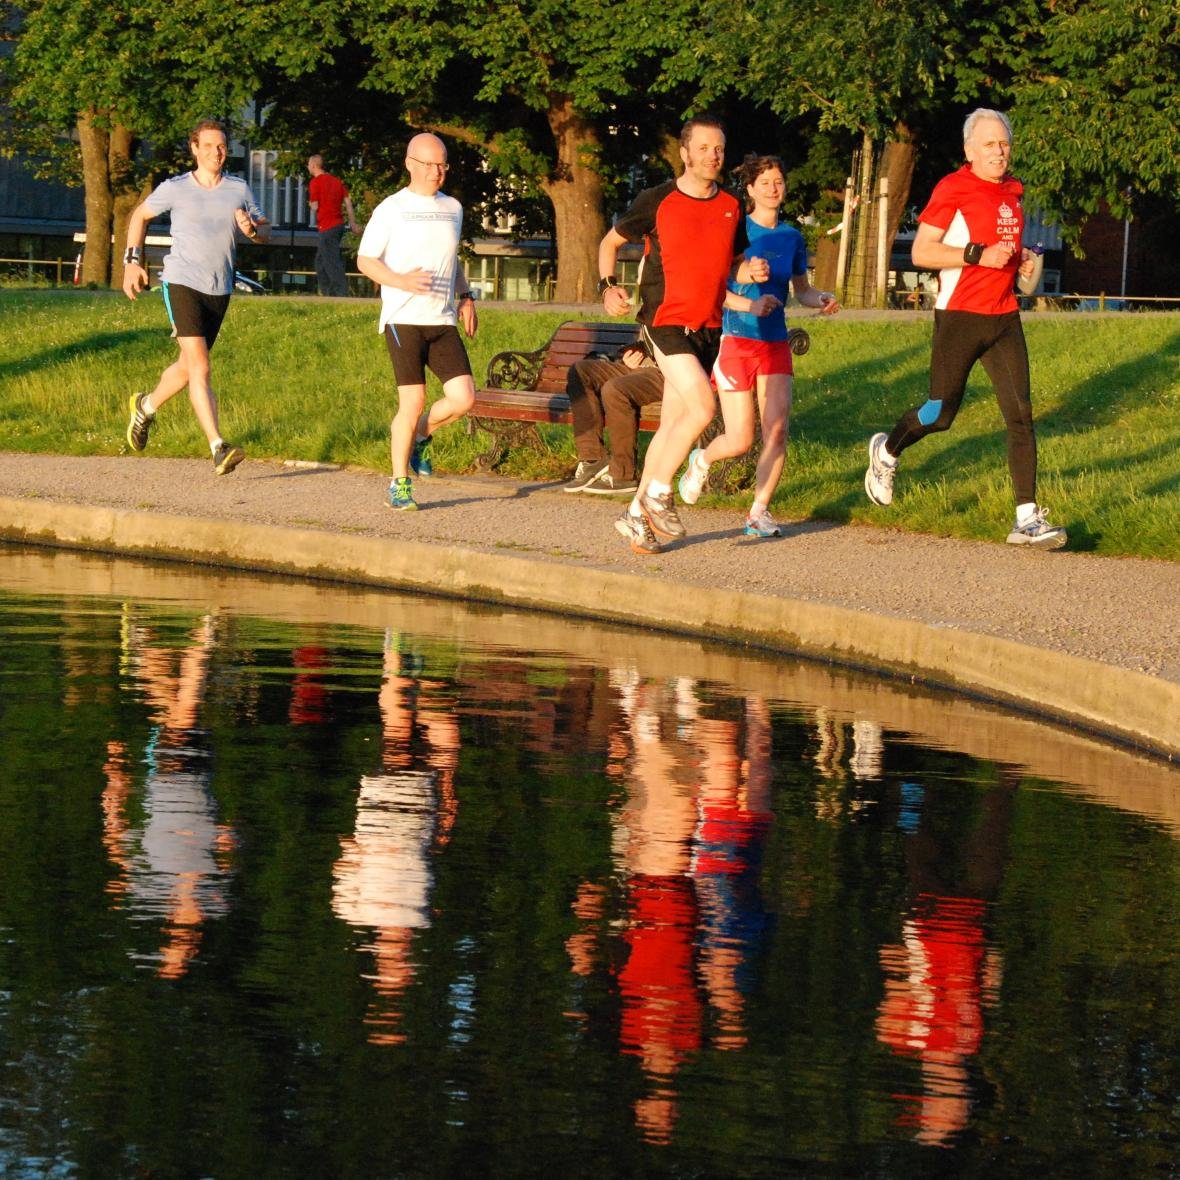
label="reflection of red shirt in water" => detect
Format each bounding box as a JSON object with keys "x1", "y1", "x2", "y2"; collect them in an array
[
  {"x1": 618, "y1": 875, "x2": 702, "y2": 1059},
  {"x1": 693, "y1": 799, "x2": 772, "y2": 876},
  {"x1": 289, "y1": 645, "x2": 330, "y2": 725},
  {"x1": 877, "y1": 893, "x2": 987, "y2": 1058}
]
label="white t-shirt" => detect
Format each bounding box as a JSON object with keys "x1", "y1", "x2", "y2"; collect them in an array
[{"x1": 358, "y1": 187, "x2": 464, "y2": 331}]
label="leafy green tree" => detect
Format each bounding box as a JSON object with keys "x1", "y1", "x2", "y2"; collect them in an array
[
  {"x1": 993, "y1": 0, "x2": 1180, "y2": 237},
  {"x1": 0, "y1": 0, "x2": 341, "y2": 287},
  {"x1": 351, "y1": 0, "x2": 703, "y2": 303},
  {"x1": 674, "y1": 0, "x2": 965, "y2": 304}
]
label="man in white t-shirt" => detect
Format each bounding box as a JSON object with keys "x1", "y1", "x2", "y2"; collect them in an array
[{"x1": 357, "y1": 133, "x2": 478, "y2": 511}]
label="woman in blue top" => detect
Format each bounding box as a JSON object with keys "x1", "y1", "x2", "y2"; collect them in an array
[{"x1": 678, "y1": 155, "x2": 839, "y2": 536}]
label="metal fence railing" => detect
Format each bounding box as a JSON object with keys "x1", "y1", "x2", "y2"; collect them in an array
[{"x1": 3, "y1": 256, "x2": 1179, "y2": 311}]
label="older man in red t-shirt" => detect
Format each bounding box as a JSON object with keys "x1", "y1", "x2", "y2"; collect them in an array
[
  {"x1": 863, "y1": 109, "x2": 1065, "y2": 549},
  {"x1": 307, "y1": 154, "x2": 359, "y2": 297}
]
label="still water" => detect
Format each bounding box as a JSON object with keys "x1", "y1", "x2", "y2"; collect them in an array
[{"x1": 1, "y1": 546, "x2": 1177, "y2": 1178}]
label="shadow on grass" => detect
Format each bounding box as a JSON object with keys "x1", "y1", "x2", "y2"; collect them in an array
[
  {"x1": 0, "y1": 329, "x2": 161, "y2": 382},
  {"x1": 1049, "y1": 327, "x2": 1180, "y2": 428},
  {"x1": 1061, "y1": 520, "x2": 1102, "y2": 552}
]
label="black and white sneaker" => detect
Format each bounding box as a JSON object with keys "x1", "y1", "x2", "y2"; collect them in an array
[
  {"x1": 563, "y1": 460, "x2": 608, "y2": 492},
  {"x1": 126, "y1": 392, "x2": 154, "y2": 452},
  {"x1": 582, "y1": 470, "x2": 639, "y2": 496}
]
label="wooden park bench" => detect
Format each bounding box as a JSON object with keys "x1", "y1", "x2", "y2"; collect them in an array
[{"x1": 468, "y1": 318, "x2": 810, "y2": 470}]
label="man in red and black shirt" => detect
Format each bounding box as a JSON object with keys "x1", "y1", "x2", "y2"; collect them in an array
[
  {"x1": 863, "y1": 109, "x2": 1066, "y2": 549},
  {"x1": 598, "y1": 117, "x2": 768, "y2": 554},
  {"x1": 307, "y1": 154, "x2": 360, "y2": 297}
]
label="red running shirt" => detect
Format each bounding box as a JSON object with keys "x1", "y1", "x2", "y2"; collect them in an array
[
  {"x1": 920, "y1": 166, "x2": 1024, "y2": 316},
  {"x1": 614, "y1": 180, "x2": 747, "y2": 330}
]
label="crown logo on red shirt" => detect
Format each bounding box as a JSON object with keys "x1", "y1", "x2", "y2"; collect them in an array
[{"x1": 999, "y1": 202, "x2": 1014, "y2": 219}]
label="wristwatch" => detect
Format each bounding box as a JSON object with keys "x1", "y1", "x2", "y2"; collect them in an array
[
  {"x1": 598, "y1": 276, "x2": 620, "y2": 296},
  {"x1": 963, "y1": 242, "x2": 984, "y2": 266},
  {"x1": 458, "y1": 290, "x2": 475, "y2": 301}
]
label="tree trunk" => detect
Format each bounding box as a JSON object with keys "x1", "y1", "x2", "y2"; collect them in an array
[
  {"x1": 845, "y1": 133, "x2": 876, "y2": 308},
  {"x1": 842, "y1": 125, "x2": 917, "y2": 307},
  {"x1": 110, "y1": 124, "x2": 145, "y2": 291},
  {"x1": 77, "y1": 109, "x2": 114, "y2": 288},
  {"x1": 880, "y1": 123, "x2": 916, "y2": 249},
  {"x1": 542, "y1": 98, "x2": 606, "y2": 304}
]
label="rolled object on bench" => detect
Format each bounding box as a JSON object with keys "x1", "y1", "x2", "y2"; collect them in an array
[{"x1": 787, "y1": 327, "x2": 810, "y2": 356}]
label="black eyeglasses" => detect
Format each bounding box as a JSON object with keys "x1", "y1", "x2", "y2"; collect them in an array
[{"x1": 407, "y1": 157, "x2": 449, "y2": 171}]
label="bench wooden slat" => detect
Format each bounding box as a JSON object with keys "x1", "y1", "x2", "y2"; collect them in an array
[{"x1": 472, "y1": 320, "x2": 653, "y2": 464}]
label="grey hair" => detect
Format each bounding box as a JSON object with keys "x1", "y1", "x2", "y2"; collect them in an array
[{"x1": 963, "y1": 108, "x2": 1012, "y2": 144}]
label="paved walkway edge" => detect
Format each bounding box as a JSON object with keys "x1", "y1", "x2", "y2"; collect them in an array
[{"x1": 3, "y1": 496, "x2": 1177, "y2": 760}]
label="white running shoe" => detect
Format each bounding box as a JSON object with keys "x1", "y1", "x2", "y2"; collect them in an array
[
  {"x1": 864, "y1": 432, "x2": 896, "y2": 506},
  {"x1": 743, "y1": 509, "x2": 782, "y2": 538},
  {"x1": 1006, "y1": 506, "x2": 1067, "y2": 549},
  {"x1": 677, "y1": 447, "x2": 709, "y2": 505}
]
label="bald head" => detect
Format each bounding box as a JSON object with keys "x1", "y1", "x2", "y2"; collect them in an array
[{"x1": 405, "y1": 133, "x2": 449, "y2": 195}]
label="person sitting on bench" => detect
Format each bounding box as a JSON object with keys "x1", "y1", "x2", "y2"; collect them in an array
[{"x1": 562, "y1": 341, "x2": 664, "y2": 496}]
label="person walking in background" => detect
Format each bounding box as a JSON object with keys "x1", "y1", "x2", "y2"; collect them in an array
[
  {"x1": 678, "y1": 154, "x2": 839, "y2": 537},
  {"x1": 598, "y1": 116, "x2": 768, "y2": 555},
  {"x1": 356, "y1": 133, "x2": 478, "y2": 512},
  {"x1": 863, "y1": 108, "x2": 1066, "y2": 549},
  {"x1": 563, "y1": 340, "x2": 665, "y2": 496},
  {"x1": 122, "y1": 119, "x2": 269, "y2": 476},
  {"x1": 307, "y1": 154, "x2": 359, "y2": 297}
]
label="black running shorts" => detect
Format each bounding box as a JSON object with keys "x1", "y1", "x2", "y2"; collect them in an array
[
  {"x1": 162, "y1": 282, "x2": 230, "y2": 350},
  {"x1": 384, "y1": 324, "x2": 473, "y2": 387},
  {"x1": 641, "y1": 324, "x2": 722, "y2": 371}
]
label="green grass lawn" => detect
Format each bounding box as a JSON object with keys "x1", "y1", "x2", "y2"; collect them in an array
[{"x1": 2, "y1": 289, "x2": 1177, "y2": 559}]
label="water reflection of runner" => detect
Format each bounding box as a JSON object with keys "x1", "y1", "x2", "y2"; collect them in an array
[
  {"x1": 875, "y1": 773, "x2": 1012, "y2": 1145},
  {"x1": 690, "y1": 693, "x2": 774, "y2": 1051},
  {"x1": 102, "y1": 611, "x2": 235, "y2": 980},
  {"x1": 567, "y1": 672, "x2": 775, "y2": 1144},
  {"x1": 331, "y1": 633, "x2": 458, "y2": 1045},
  {"x1": 611, "y1": 673, "x2": 700, "y2": 1144}
]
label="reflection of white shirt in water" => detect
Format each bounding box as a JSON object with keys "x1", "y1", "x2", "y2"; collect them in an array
[
  {"x1": 332, "y1": 771, "x2": 437, "y2": 930},
  {"x1": 125, "y1": 768, "x2": 231, "y2": 918}
]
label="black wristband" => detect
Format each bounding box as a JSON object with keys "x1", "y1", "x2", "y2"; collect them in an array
[
  {"x1": 963, "y1": 242, "x2": 984, "y2": 266},
  {"x1": 598, "y1": 276, "x2": 619, "y2": 296},
  {"x1": 458, "y1": 290, "x2": 474, "y2": 302},
  {"x1": 124, "y1": 246, "x2": 141, "y2": 266}
]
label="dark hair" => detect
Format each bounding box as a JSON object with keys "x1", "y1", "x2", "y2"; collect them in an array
[
  {"x1": 679, "y1": 115, "x2": 725, "y2": 149},
  {"x1": 188, "y1": 119, "x2": 227, "y2": 150},
  {"x1": 734, "y1": 153, "x2": 785, "y2": 211}
]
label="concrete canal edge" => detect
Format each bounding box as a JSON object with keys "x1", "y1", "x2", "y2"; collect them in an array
[{"x1": 3, "y1": 495, "x2": 1178, "y2": 761}]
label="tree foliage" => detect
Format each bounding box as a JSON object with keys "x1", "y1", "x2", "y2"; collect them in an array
[
  {"x1": 995, "y1": 0, "x2": 1180, "y2": 230},
  {"x1": 3, "y1": 0, "x2": 1177, "y2": 292}
]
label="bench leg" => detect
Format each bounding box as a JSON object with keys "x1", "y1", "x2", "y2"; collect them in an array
[{"x1": 467, "y1": 417, "x2": 547, "y2": 470}]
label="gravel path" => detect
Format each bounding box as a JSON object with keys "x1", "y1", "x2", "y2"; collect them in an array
[{"x1": 2, "y1": 451, "x2": 1177, "y2": 684}]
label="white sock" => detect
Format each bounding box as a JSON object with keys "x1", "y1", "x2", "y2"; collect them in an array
[
  {"x1": 1016, "y1": 501, "x2": 1038, "y2": 524},
  {"x1": 648, "y1": 479, "x2": 671, "y2": 498},
  {"x1": 142, "y1": 394, "x2": 156, "y2": 416},
  {"x1": 694, "y1": 451, "x2": 709, "y2": 474},
  {"x1": 750, "y1": 500, "x2": 768, "y2": 519},
  {"x1": 210, "y1": 438, "x2": 223, "y2": 455},
  {"x1": 629, "y1": 496, "x2": 644, "y2": 516},
  {"x1": 881, "y1": 442, "x2": 898, "y2": 465}
]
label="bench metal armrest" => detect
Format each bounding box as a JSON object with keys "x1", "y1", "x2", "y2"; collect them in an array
[{"x1": 485, "y1": 345, "x2": 547, "y2": 390}]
